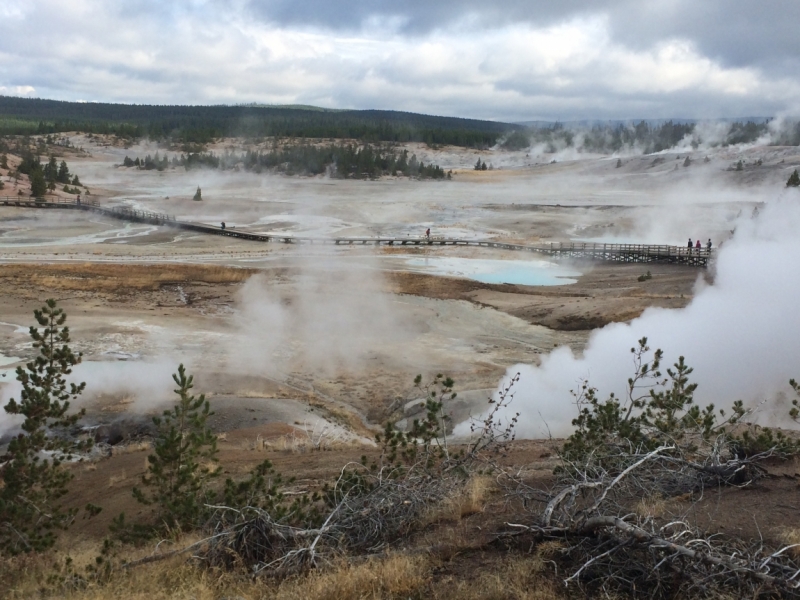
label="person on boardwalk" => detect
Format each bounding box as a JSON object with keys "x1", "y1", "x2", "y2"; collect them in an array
[
  {"x1": 695, "y1": 239, "x2": 701, "y2": 250},
  {"x1": 425, "y1": 228, "x2": 431, "y2": 240},
  {"x1": 688, "y1": 238, "x2": 693, "y2": 253},
  {"x1": 221, "y1": 222, "x2": 226, "y2": 231},
  {"x1": 707, "y1": 238, "x2": 712, "y2": 251},
  {"x1": 76, "y1": 193, "x2": 81, "y2": 205}
]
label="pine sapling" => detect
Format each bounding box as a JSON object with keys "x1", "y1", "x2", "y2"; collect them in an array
[
  {"x1": 132, "y1": 364, "x2": 218, "y2": 531},
  {"x1": 0, "y1": 299, "x2": 89, "y2": 554}
]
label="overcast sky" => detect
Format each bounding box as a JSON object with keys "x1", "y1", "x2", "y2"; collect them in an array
[{"x1": 0, "y1": 0, "x2": 798, "y2": 122}]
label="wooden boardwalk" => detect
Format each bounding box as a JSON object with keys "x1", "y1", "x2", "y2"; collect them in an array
[{"x1": 0, "y1": 197, "x2": 712, "y2": 267}]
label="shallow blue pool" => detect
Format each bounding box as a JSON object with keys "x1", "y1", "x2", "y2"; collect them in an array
[{"x1": 400, "y1": 256, "x2": 580, "y2": 286}]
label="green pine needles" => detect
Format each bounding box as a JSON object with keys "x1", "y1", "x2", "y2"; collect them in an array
[
  {"x1": 561, "y1": 337, "x2": 800, "y2": 471},
  {"x1": 132, "y1": 364, "x2": 218, "y2": 531},
  {"x1": 0, "y1": 299, "x2": 89, "y2": 554}
]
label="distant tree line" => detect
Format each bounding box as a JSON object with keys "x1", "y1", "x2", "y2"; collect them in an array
[
  {"x1": 500, "y1": 120, "x2": 800, "y2": 153},
  {"x1": 0, "y1": 96, "x2": 510, "y2": 148},
  {"x1": 121, "y1": 143, "x2": 450, "y2": 179}
]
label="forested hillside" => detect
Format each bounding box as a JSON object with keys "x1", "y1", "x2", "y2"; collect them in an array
[{"x1": 0, "y1": 96, "x2": 511, "y2": 147}]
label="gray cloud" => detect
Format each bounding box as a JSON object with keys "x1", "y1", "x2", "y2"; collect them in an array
[
  {"x1": 246, "y1": 0, "x2": 800, "y2": 65},
  {"x1": 0, "y1": 0, "x2": 797, "y2": 121},
  {"x1": 246, "y1": 0, "x2": 800, "y2": 82}
]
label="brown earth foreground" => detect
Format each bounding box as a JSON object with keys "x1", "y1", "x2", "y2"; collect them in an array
[
  {"x1": 3, "y1": 437, "x2": 800, "y2": 600},
  {"x1": 5, "y1": 262, "x2": 800, "y2": 600}
]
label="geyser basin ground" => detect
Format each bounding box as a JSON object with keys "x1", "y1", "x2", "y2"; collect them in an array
[{"x1": 1, "y1": 133, "x2": 784, "y2": 444}]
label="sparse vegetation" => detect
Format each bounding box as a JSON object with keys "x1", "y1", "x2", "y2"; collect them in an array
[
  {"x1": 560, "y1": 337, "x2": 799, "y2": 469},
  {"x1": 787, "y1": 168, "x2": 800, "y2": 187},
  {"x1": 0, "y1": 144, "x2": 84, "y2": 196},
  {"x1": 5, "y1": 300, "x2": 800, "y2": 598}
]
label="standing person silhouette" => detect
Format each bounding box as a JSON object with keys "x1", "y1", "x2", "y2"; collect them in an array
[
  {"x1": 425, "y1": 228, "x2": 431, "y2": 240},
  {"x1": 688, "y1": 238, "x2": 693, "y2": 253},
  {"x1": 707, "y1": 239, "x2": 712, "y2": 251},
  {"x1": 695, "y1": 239, "x2": 701, "y2": 250}
]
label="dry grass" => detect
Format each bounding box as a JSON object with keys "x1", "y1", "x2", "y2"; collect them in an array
[
  {"x1": 777, "y1": 527, "x2": 800, "y2": 559},
  {"x1": 272, "y1": 554, "x2": 429, "y2": 600},
  {"x1": 0, "y1": 263, "x2": 256, "y2": 292},
  {"x1": 254, "y1": 427, "x2": 368, "y2": 454},
  {"x1": 306, "y1": 398, "x2": 376, "y2": 441},
  {"x1": 633, "y1": 494, "x2": 667, "y2": 520},
  {"x1": 2, "y1": 548, "x2": 431, "y2": 600},
  {"x1": 430, "y1": 556, "x2": 562, "y2": 600},
  {"x1": 424, "y1": 475, "x2": 493, "y2": 524},
  {"x1": 107, "y1": 469, "x2": 127, "y2": 488},
  {"x1": 110, "y1": 441, "x2": 151, "y2": 456}
]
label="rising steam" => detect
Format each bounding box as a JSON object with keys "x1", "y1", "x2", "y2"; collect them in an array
[{"x1": 459, "y1": 188, "x2": 800, "y2": 439}]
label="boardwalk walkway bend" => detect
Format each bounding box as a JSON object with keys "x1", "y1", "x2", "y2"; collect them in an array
[{"x1": 1, "y1": 197, "x2": 712, "y2": 267}]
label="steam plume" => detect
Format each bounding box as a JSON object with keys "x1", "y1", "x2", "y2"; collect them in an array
[{"x1": 459, "y1": 188, "x2": 800, "y2": 438}]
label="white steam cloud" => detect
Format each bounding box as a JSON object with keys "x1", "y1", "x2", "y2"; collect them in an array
[
  {"x1": 0, "y1": 247, "x2": 412, "y2": 440},
  {"x1": 222, "y1": 254, "x2": 416, "y2": 378},
  {"x1": 461, "y1": 188, "x2": 800, "y2": 438}
]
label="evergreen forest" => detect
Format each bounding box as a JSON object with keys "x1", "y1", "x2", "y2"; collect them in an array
[
  {"x1": 121, "y1": 143, "x2": 449, "y2": 179},
  {"x1": 0, "y1": 96, "x2": 510, "y2": 148}
]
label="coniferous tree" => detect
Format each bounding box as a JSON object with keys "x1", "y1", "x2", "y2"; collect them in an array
[
  {"x1": 193, "y1": 186, "x2": 202, "y2": 201},
  {"x1": 787, "y1": 169, "x2": 800, "y2": 188},
  {"x1": 0, "y1": 300, "x2": 89, "y2": 554},
  {"x1": 57, "y1": 160, "x2": 70, "y2": 184},
  {"x1": 29, "y1": 167, "x2": 47, "y2": 197},
  {"x1": 0, "y1": 153, "x2": 8, "y2": 169},
  {"x1": 44, "y1": 155, "x2": 58, "y2": 183},
  {"x1": 132, "y1": 364, "x2": 218, "y2": 531}
]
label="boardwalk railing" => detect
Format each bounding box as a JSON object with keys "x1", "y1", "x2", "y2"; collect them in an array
[
  {"x1": 0, "y1": 196, "x2": 175, "y2": 223},
  {"x1": 1, "y1": 196, "x2": 100, "y2": 207},
  {"x1": 0, "y1": 197, "x2": 712, "y2": 267}
]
